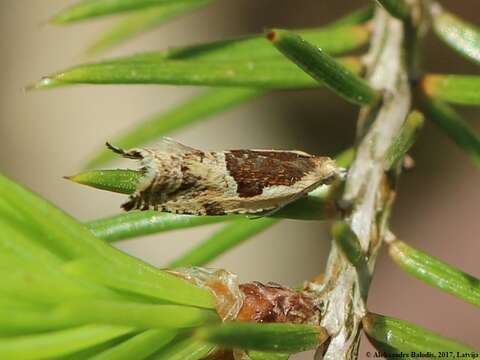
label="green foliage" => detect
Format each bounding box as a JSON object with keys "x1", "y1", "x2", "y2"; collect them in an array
[
  {"x1": 66, "y1": 169, "x2": 141, "y2": 194},
  {"x1": 363, "y1": 313, "x2": 476, "y2": 356},
  {"x1": 433, "y1": 6, "x2": 480, "y2": 65},
  {"x1": 51, "y1": 0, "x2": 211, "y2": 24},
  {"x1": 385, "y1": 110, "x2": 425, "y2": 170},
  {"x1": 62, "y1": 257, "x2": 214, "y2": 307},
  {"x1": 268, "y1": 29, "x2": 379, "y2": 105},
  {"x1": 389, "y1": 240, "x2": 480, "y2": 307},
  {"x1": 4, "y1": 0, "x2": 480, "y2": 358},
  {"x1": 89, "y1": 330, "x2": 174, "y2": 360},
  {"x1": 133, "y1": 24, "x2": 369, "y2": 61},
  {"x1": 87, "y1": 211, "x2": 232, "y2": 242},
  {"x1": 422, "y1": 74, "x2": 480, "y2": 106},
  {"x1": 32, "y1": 56, "x2": 362, "y2": 90},
  {"x1": 331, "y1": 221, "x2": 366, "y2": 269},
  {"x1": 422, "y1": 96, "x2": 480, "y2": 168},
  {"x1": 32, "y1": 16, "x2": 368, "y2": 90},
  {"x1": 88, "y1": 1, "x2": 217, "y2": 54},
  {"x1": 248, "y1": 351, "x2": 290, "y2": 360},
  {"x1": 148, "y1": 337, "x2": 215, "y2": 360},
  {"x1": 197, "y1": 323, "x2": 328, "y2": 353},
  {"x1": 331, "y1": 221, "x2": 370, "y2": 300},
  {"x1": 0, "y1": 172, "x2": 223, "y2": 357},
  {"x1": 168, "y1": 218, "x2": 278, "y2": 267},
  {"x1": 0, "y1": 325, "x2": 133, "y2": 360}
]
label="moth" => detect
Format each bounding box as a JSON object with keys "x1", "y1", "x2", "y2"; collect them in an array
[{"x1": 107, "y1": 138, "x2": 340, "y2": 216}]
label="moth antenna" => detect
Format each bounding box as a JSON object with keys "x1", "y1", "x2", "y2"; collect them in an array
[
  {"x1": 106, "y1": 142, "x2": 143, "y2": 160},
  {"x1": 105, "y1": 142, "x2": 125, "y2": 155}
]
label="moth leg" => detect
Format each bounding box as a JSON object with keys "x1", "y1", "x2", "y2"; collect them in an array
[
  {"x1": 141, "y1": 199, "x2": 150, "y2": 211},
  {"x1": 121, "y1": 197, "x2": 137, "y2": 211},
  {"x1": 121, "y1": 193, "x2": 144, "y2": 211},
  {"x1": 140, "y1": 186, "x2": 153, "y2": 211}
]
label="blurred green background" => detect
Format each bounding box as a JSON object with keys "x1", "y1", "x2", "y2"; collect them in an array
[{"x1": 0, "y1": 0, "x2": 478, "y2": 356}]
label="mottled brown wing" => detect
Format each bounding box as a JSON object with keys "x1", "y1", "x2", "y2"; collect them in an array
[{"x1": 224, "y1": 150, "x2": 318, "y2": 198}]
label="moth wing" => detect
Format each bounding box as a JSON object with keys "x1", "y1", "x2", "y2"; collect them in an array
[
  {"x1": 160, "y1": 197, "x2": 228, "y2": 216},
  {"x1": 149, "y1": 137, "x2": 200, "y2": 154}
]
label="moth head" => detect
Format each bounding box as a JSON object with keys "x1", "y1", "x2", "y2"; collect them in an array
[
  {"x1": 312, "y1": 156, "x2": 342, "y2": 181},
  {"x1": 106, "y1": 143, "x2": 159, "y2": 189}
]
